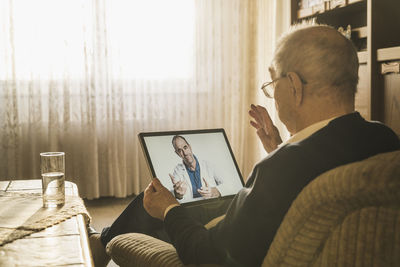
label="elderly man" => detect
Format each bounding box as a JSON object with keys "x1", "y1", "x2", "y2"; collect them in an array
[
  {"x1": 142, "y1": 24, "x2": 399, "y2": 266},
  {"x1": 91, "y1": 24, "x2": 399, "y2": 266}
]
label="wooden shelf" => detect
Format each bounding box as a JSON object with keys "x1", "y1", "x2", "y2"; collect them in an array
[
  {"x1": 348, "y1": 0, "x2": 364, "y2": 4},
  {"x1": 358, "y1": 51, "x2": 368, "y2": 64},
  {"x1": 377, "y1": 46, "x2": 400, "y2": 62},
  {"x1": 353, "y1": 26, "x2": 367, "y2": 39},
  {"x1": 296, "y1": 0, "x2": 366, "y2": 21}
]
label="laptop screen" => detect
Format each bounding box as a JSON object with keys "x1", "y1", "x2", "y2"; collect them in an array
[{"x1": 139, "y1": 129, "x2": 244, "y2": 206}]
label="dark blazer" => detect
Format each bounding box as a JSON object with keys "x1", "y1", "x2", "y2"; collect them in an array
[{"x1": 164, "y1": 112, "x2": 400, "y2": 266}]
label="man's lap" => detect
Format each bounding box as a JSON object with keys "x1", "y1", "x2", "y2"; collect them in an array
[{"x1": 100, "y1": 192, "x2": 231, "y2": 247}]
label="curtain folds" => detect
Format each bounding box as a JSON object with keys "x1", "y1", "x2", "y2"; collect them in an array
[{"x1": 0, "y1": 0, "x2": 289, "y2": 199}]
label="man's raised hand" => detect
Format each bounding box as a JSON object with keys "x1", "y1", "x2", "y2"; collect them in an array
[{"x1": 249, "y1": 104, "x2": 282, "y2": 153}]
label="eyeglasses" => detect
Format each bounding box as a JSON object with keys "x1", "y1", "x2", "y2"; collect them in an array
[
  {"x1": 260, "y1": 76, "x2": 286, "y2": 98},
  {"x1": 261, "y1": 74, "x2": 307, "y2": 98}
]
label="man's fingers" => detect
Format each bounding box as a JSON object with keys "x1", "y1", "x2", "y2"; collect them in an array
[
  {"x1": 169, "y1": 173, "x2": 176, "y2": 184},
  {"x1": 250, "y1": 120, "x2": 260, "y2": 130},
  {"x1": 174, "y1": 181, "x2": 183, "y2": 189},
  {"x1": 152, "y1": 178, "x2": 164, "y2": 191},
  {"x1": 250, "y1": 104, "x2": 273, "y2": 130},
  {"x1": 198, "y1": 189, "x2": 211, "y2": 198},
  {"x1": 197, "y1": 189, "x2": 210, "y2": 194},
  {"x1": 257, "y1": 105, "x2": 274, "y2": 132},
  {"x1": 249, "y1": 105, "x2": 262, "y2": 125},
  {"x1": 202, "y1": 178, "x2": 209, "y2": 188},
  {"x1": 250, "y1": 104, "x2": 282, "y2": 153},
  {"x1": 198, "y1": 188, "x2": 209, "y2": 193},
  {"x1": 144, "y1": 183, "x2": 155, "y2": 195}
]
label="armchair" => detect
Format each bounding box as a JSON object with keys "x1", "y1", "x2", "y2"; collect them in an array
[{"x1": 106, "y1": 150, "x2": 400, "y2": 266}]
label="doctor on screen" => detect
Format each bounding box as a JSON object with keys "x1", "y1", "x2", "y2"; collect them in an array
[{"x1": 169, "y1": 135, "x2": 227, "y2": 202}]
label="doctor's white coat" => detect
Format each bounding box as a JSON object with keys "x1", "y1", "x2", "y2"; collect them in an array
[{"x1": 170, "y1": 157, "x2": 229, "y2": 203}]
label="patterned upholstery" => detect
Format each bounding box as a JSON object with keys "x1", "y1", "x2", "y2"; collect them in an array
[
  {"x1": 106, "y1": 233, "x2": 185, "y2": 267},
  {"x1": 263, "y1": 150, "x2": 400, "y2": 266},
  {"x1": 106, "y1": 150, "x2": 400, "y2": 267}
]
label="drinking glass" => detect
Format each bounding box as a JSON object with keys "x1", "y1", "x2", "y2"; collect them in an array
[{"x1": 40, "y1": 152, "x2": 65, "y2": 207}]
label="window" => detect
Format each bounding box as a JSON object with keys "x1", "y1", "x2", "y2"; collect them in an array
[
  {"x1": 0, "y1": 0, "x2": 195, "y2": 81},
  {"x1": 107, "y1": 0, "x2": 195, "y2": 80}
]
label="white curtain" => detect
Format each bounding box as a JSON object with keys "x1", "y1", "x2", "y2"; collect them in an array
[
  {"x1": 254, "y1": 0, "x2": 292, "y2": 156},
  {"x1": 0, "y1": 0, "x2": 290, "y2": 199}
]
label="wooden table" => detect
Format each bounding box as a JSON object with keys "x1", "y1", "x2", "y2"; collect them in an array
[{"x1": 0, "y1": 180, "x2": 93, "y2": 266}]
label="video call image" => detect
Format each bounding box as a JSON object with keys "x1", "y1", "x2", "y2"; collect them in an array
[{"x1": 142, "y1": 132, "x2": 244, "y2": 204}]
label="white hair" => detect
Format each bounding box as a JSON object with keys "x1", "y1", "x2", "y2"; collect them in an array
[{"x1": 272, "y1": 23, "x2": 359, "y2": 99}]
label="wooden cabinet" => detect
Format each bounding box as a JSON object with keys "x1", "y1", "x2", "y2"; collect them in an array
[
  {"x1": 378, "y1": 47, "x2": 400, "y2": 136},
  {"x1": 290, "y1": 0, "x2": 400, "y2": 135}
]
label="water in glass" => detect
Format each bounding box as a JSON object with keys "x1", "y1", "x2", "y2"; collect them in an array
[{"x1": 42, "y1": 172, "x2": 65, "y2": 207}]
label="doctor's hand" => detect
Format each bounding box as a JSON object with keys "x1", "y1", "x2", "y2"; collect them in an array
[
  {"x1": 169, "y1": 173, "x2": 188, "y2": 199},
  {"x1": 143, "y1": 178, "x2": 179, "y2": 221},
  {"x1": 249, "y1": 104, "x2": 282, "y2": 153},
  {"x1": 198, "y1": 178, "x2": 221, "y2": 199}
]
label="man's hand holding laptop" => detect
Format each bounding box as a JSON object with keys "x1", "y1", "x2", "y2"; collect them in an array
[
  {"x1": 145, "y1": 176, "x2": 223, "y2": 220},
  {"x1": 144, "y1": 178, "x2": 179, "y2": 221}
]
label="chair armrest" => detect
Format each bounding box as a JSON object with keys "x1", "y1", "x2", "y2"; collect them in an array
[
  {"x1": 106, "y1": 233, "x2": 223, "y2": 267},
  {"x1": 106, "y1": 233, "x2": 185, "y2": 267}
]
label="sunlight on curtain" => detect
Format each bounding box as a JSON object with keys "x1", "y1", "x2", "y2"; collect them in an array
[
  {"x1": 106, "y1": 0, "x2": 194, "y2": 79},
  {"x1": 253, "y1": 0, "x2": 292, "y2": 159},
  {"x1": 0, "y1": 0, "x2": 289, "y2": 199},
  {"x1": 0, "y1": 0, "x2": 90, "y2": 80}
]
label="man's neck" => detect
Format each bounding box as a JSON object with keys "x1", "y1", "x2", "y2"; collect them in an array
[
  {"x1": 293, "y1": 104, "x2": 354, "y2": 135},
  {"x1": 185, "y1": 157, "x2": 197, "y2": 171}
]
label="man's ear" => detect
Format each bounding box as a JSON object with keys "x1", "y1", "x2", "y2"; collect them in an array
[{"x1": 287, "y1": 72, "x2": 304, "y2": 107}]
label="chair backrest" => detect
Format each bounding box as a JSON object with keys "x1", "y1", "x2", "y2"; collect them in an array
[{"x1": 262, "y1": 150, "x2": 400, "y2": 267}]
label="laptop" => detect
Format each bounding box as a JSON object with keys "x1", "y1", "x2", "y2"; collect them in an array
[{"x1": 138, "y1": 128, "x2": 244, "y2": 207}]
